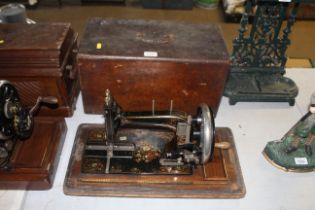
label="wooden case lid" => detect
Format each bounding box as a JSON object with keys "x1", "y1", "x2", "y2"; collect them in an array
[
  {"x1": 79, "y1": 18, "x2": 229, "y2": 63},
  {"x1": 0, "y1": 23, "x2": 75, "y2": 68}
]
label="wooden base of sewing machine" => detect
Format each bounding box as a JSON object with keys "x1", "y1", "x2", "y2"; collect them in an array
[
  {"x1": 64, "y1": 124, "x2": 245, "y2": 198},
  {"x1": 0, "y1": 117, "x2": 67, "y2": 190}
]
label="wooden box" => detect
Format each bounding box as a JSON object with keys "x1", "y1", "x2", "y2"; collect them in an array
[
  {"x1": 0, "y1": 23, "x2": 75, "y2": 189},
  {"x1": 0, "y1": 117, "x2": 67, "y2": 190},
  {"x1": 0, "y1": 23, "x2": 80, "y2": 117},
  {"x1": 78, "y1": 18, "x2": 230, "y2": 116}
]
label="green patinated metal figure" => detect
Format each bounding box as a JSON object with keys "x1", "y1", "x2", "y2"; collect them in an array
[{"x1": 263, "y1": 92, "x2": 315, "y2": 172}]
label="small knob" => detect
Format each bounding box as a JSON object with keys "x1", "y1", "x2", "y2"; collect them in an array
[{"x1": 215, "y1": 142, "x2": 231, "y2": 150}]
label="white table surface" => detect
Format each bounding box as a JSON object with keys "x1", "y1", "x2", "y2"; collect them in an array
[{"x1": 1, "y1": 68, "x2": 315, "y2": 210}]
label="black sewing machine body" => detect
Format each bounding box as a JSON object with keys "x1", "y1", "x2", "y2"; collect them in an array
[
  {"x1": 81, "y1": 90, "x2": 215, "y2": 175},
  {"x1": 0, "y1": 80, "x2": 35, "y2": 168},
  {"x1": 0, "y1": 80, "x2": 67, "y2": 190}
]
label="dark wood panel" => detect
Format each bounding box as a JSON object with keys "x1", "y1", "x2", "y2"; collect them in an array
[
  {"x1": 79, "y1": 59, "x2": 229, "y2": 115},
  {"x1": 0, "y1": 23, "x2": 80, "y2": 117},
  {"x1": 0, "y1": 117, "x2": 67, "y2": 190},
  {"x1": 79, "y1": 18, "x2": 229, "y2": 62},
  {"x1": 0, "y1": 23, "x2": 75, "y2": 67},
  {"x1": 78, "y1": 18, "x2": 230, "y2": 116}
]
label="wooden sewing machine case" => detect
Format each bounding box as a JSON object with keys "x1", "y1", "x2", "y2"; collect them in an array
[
  {"x1": 78, "y1": 18, "x2": 230, "y2": 116},
  {"x1": 0, "y1": 23, "x2": 78, "y2": 189},
  {"x1": 0, "y1": 23, "x2": 80, "y2": 117}
]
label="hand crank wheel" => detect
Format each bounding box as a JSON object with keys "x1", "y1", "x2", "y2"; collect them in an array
[{"x1": 197, "y1": 103, "x2": 215, "y2": 164}]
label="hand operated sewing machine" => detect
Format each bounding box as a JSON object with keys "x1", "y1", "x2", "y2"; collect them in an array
[
  {"x1": 0, "y1": 80, "x2": 58, "y2": 169},
  {"x1": 64, "y1": 89, "x2": 244, "y2": 198},
  {"x1": 81, "y1": 89, "x2": 232, "y2": 175}
]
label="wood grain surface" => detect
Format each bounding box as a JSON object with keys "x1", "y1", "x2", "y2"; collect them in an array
[{"x1": 0, "y1": 117, "x2": 67, "y2": 190}]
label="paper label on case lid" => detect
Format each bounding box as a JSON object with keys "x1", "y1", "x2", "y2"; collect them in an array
[
  {"x1": 144, "y1": 51, "x2": 158, "y2": 57},
  {"x1": 294, "y1": 157, "x2": 308, "y2": 165},
  {"x1": 119, "y1": 136, "x2": 127, "y2": 141}
]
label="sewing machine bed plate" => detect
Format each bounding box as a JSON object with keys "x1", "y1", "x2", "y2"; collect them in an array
[
  {"x1": 0, "y1": 117, "x2": 67, "y2": 190},
  {"x1": 64, "y1": 124, "x2": 245, "y2": 198}
]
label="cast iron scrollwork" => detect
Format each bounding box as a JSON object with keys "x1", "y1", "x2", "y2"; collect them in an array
[
  {"x1": 225, "y1": 0, "x2": 301, "y2": 105},
  {"x1": 231, "y1": 0, "x2": 300, "y2": 72}
]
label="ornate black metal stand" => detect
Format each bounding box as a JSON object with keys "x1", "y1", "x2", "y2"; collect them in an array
[{"x1": 224, "y1": 0, "x2": 302, "y2": 105}]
